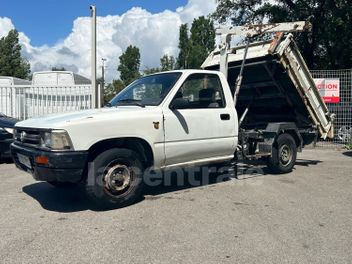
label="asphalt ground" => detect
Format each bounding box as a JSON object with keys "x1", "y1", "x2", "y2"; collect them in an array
[{"x1": 0, "y1": 149, "x2": 351, "y2": 263}]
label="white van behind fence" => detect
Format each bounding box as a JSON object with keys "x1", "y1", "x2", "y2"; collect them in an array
[{"x1": 0, "y1": 72, "x2": 92, "y2": 120}]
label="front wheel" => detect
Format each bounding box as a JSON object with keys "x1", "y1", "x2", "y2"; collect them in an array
[
  {"x1": 85, "y1": 148, "x2": 144, "y2": 208},
  {"x1": 267, "y1": 133, "x2": 297, "y2": 174}
]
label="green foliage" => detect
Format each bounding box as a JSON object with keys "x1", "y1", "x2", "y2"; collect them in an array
[
  {"x1": 177, "y1": 24, "x2": 190, "y2": 69},
  {"x1": 212, "y1": 0, "x2": 352, "y2": 69},
  {"x1": 143, "y1": 67, "x2": 161, "y2": 75},
  {"x1": 0, "y1": 29, "x2": 31, "y2": 79},
  {"x1": 346, "y1": 140, "x2": 352, "y2": 150},
  {"x1": 118, "y1": 45, "x2": 141, "y2": 86},
  {"x1": 177, "y1": 16, "x2": 215, "y2": 69},
  {"x1": 190, "y1": 16, "x2": 215, "y2": 55},
  {"x1": 160, "y1": 55, "x2": 176, "y2": 71},
  {"x1": 143, "y1": 55, "x2": 176, "y2": 75},
  {"x1": 104, "y1": 79, "x2": 125, "y2": 103}
]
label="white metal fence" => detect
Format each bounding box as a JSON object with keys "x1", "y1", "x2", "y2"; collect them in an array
[
  {"x1": 0, "y1": 85, "x2": 92, "y2": 120},
  {"x1": 311, "y1": 69, "x2": 352, "y2": 148}
]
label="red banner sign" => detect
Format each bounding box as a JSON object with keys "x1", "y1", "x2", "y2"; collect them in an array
[{"x1": 314, "y1": 78, "x2": 340, "y2": 103}]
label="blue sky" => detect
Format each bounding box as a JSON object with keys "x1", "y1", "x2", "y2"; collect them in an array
[
  {"x1": 0, "y1": 0, "x2": 188, "y2": 46},
  {"x1": 0, "y1": 0, "x2": 216, "y2": 81}
]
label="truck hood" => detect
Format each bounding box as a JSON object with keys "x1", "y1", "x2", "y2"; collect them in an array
[{"x1": 15, "y1": 106, "x2": 155, "y2": 129}]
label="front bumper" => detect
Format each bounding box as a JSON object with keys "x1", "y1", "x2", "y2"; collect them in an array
[{"x1": 11, "y1": 143, "x2": 88, "y2": 183}]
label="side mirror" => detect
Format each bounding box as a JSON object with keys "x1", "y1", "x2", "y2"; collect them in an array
[{"x1": 170, "y1": 98, "x2": 188, "y2": 110}]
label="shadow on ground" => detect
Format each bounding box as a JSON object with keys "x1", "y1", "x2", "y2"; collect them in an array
[
  {"x1": 22, "y1": 183, "x2": 98, "y2": 213},
  {"x1": 295, "y1": 159, "x2": 322, "y2": 166},
  {"x1": 22, "y1": 170, "x2": 234, "y2": 213},
  {"x1": 0, "y1": 157, "x2": 13, "y2": 164},
  {"x1": 342, "y1": 151, "x2": 352, "y2": 157},
  {"x1": 22, "y1": 158, "x2": 322, "y2": 213}
]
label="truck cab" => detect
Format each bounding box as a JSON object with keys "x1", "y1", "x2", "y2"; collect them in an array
[{"x1": 11, "y1": 70, "x2": 238, "y2": 207}]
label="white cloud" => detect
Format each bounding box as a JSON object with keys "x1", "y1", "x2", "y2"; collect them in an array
[
  {"x1": 177, "y1": 0, "x2": 217, "y2": 23},
  {"x1": 0, "y1": 17, "x2": 14, "y2": 36},
  {"x1": 0, "y1": 0, "x2": 217, "y2": 82}
]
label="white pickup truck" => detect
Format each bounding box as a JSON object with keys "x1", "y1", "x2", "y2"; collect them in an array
[{"x1": 11, "y1": 23, "x2": 334, "y2": 207}]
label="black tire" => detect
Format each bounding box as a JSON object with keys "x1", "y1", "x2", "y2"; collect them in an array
[
  {"x1": 267, "y1": 133, "x2": 297, "y2": 174},
  {"x1": 85, "y1": 148, "x2": 144, "y2": 208},
  {"x1": 48, "y1": 181, "x2": 78, "y2": 188}
]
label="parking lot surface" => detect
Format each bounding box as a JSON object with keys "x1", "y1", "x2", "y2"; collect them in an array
[{"x1": 0, "y1": 149, "x2": 351, "y2": 264}]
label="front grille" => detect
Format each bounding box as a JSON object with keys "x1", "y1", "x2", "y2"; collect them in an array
[{"x1": 14, "y1": 128, "x2": 42, "y2": 148}]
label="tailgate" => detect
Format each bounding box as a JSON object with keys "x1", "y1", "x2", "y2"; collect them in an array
[{"x1": 276, "y1": 34, "x2": 334, "y2": 139}]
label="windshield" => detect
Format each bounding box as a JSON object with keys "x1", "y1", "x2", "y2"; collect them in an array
[{"x1": 109, "y1": 72, "x2": 182, "y2": 107}]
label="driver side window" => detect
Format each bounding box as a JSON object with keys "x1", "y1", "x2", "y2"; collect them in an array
[{"x1": 171, "y1": 73, "x2": 225, "y2": 109}]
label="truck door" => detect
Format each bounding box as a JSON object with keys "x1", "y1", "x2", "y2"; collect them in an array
[{"x1": 163, "y1": 73, "x2": 236, "y2": 166}]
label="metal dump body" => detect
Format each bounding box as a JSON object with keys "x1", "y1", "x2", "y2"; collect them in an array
[{"x1": 202, "y1": 34, "x2": 334, "y2": 139}]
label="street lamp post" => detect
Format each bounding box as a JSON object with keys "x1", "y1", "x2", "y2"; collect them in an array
[
  {"x1": 101, "y1": 58, "x2": 106, "y2": 90},
  {"x1": 100, "y1": 58, "x2": 107, "y2": 107}
]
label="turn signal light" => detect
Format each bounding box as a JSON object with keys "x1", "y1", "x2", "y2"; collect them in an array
[{"x1": 35, "y1": 156, "x2": 49, "y2": 165}]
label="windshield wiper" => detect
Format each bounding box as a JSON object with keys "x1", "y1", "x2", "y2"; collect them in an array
[{"x1": 115, "y1": 99, "x2": 145, "y2": 108}]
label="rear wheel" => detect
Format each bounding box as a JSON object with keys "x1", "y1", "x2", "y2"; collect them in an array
[
  {"x1": 267, "y1": 133, "x2": 297, "y2": 174},
  {"x1": 85, "y1": 148, "x2": 144, "y2": 208}
]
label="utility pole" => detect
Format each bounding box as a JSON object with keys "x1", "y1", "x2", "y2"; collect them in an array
[
  {"x1": 90, "y1": 5, "x2": 97, "y2": 108},
  {"x1": 101, "y1": 58, "x2": 106, "y2": 90}
]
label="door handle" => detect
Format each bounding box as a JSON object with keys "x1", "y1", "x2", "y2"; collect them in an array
[{"x1": 220, "y1": 113, "x2": 230, "y2": 120}]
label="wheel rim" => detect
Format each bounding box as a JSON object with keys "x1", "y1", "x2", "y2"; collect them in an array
[
  {"x1": 104, "y1": 164, "x2": 132, "y2": 195},
  {"x1": 337, "y1": 126, "x2": 352, "y2": 142},
  {"x1": 279, "y1": 144, "x2": 292, "y2": 166}
]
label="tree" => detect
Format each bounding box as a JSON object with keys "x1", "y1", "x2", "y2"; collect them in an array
[
  {"x1": 212, "y1": 0, "x2": 352, "y2": 70},
  {"x1": 104, "y1": 79, "x2": 125, "y2": 103},
  {"x1": 0, "y1": 29, "x2": 31, "y2": 79},
  {"x1": 177, "y1": 24, "x2": 190, "y2": 69},
  {"x1": 143, "y1": 55, "x2": 176, "y2": 75},
  {"x1": 188, "y1": 16, "x2": 215, "y2": 69},
  {"x1": 176, "y1": 17, "x2": 215, "y2": 69},
  {"x1": 160, "y1": 55, "x2": 176, "y2": 71},
  {"x1": 143, "y1": 67, "x2": 161, "y2": 75},
  {"x1": 117, "y1": 45, "x2": 141, "y2": 86}
]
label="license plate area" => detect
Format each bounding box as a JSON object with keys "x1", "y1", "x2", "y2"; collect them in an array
[{"x1": 17, "y1": 153, "x2": 32, "y2": 169}]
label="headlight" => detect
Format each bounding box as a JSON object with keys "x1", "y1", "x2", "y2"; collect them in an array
[
  {"x1": 0, "y1": 127, "x2": 13, "y2": 134},
  {"x1": 41, "y1": 130, "x2": 73, "y2": 151},
  {"x1": 4, "y1": 128, "x2": 14, "y2": 134}
]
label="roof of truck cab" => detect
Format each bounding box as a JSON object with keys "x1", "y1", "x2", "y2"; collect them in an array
[{"x1": 145, "y1": 69, "x2": 221, "y2": 76}]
